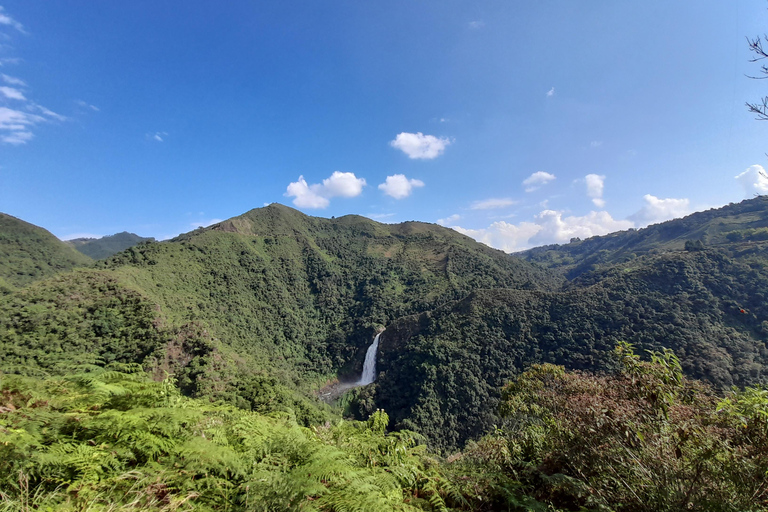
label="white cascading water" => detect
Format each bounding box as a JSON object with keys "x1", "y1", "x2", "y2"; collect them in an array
[{"x1": 358, "y1": 332, "x2": 382, "y2": 385}]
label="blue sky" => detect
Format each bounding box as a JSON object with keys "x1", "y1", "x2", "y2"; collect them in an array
[{"x1": 1, "y1": 2, "x2": 767, "y2": 250}]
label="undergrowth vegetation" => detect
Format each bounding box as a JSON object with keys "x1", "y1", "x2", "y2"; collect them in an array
[
  {"x1": 0, "y1": 365, "x2": 456, "y2": 511},
  {"x1": 2, "y1": 345, "x2": 767, "y2": 511}
]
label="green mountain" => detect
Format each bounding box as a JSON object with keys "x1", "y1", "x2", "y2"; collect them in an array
[
  {"x1": 4, "y1": 200, "x2": 768, "y2": 455},
  {"x1": 0, "y1": 204, "x2": 560, "y2": 427},
  {"x1": 520, "y1": 196, "x2": 768, "y2": 278},
  {"x1": 0, "y1": 212, "x2": 92, "y2": 290},
  {"x1": 66, "y1": 231, "x2": 155, "y2": 260}
]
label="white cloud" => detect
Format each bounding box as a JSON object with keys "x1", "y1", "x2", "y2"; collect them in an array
[
  {"x1": 0, "y1": 7, "x2": 25, "y2": 33},
  {"x1": 322, "y1": 171, "x2": 367, "y2": 198},
  {"x1": 470, "y1": 198, "x2": 517, "y2": 210},
  {"x1": 390, "y1": 132, "x2": 451, "y2": 159},
  {"x1": 285, "y1": 171, "x2": 366, "y2": 209},
  {"x1": 191, "y1": 218, "x2": 223, "y2": 229},
  {"x1": 522, "y1": 171, "x2": 556, "y2": 192},
  {"x1": 378, "y1": 174, "x2": 424, "y2": 199},
  {"x1": 585, "y1": 174, "x2": 605, "y2": 207},
  {"x1": 546, "y1": 87, "x2": 555, "y2": 97},
  {"x1": 0, "y1": 106, "x2": 42, "y2": 130},
  {"x1": 735, "y1": 165, "x2": 768, "y2": 196},
  {"x1": 0, "y1": 106, "x2": 44, "y2": 145},
  {"x1": 76, "y1": 99, "x2": 100, "y2": 111},
  {"x1": 0, "y1": 14, "x2": 67, "y2": 145},
  {"x1": 148, "y1": 131, "x2": 168, "y2": 142},
  {"x1": 452, "y1": 209, "x2": 633, "y2": 252},
  {"x1": 453, "y1": 221, "x2": 542, "y2": 252},
  {"x1": 436, "y1": 214, "x2": 461, "y2": 226},
  {"x1": 468, "y1": 21, "x2": 485, "y2": 29},
  {"x1": 367, "y1": 213, "x2": 396, "y2": 220},
  {"x1": 30, "y1": 103, "x2": 65, "y2": 121},
  {"x1": 285, "y1": 176, "x2": 330, "y2": 209},
  {"x1": 590, "y1": 140, "x2": 603, "y2": 148},
  {"x1": 1, "y1": 74, "x2": 24, "y2": 86},
  {"x1": 628, "y1": 194, "x2": 691, "y2": 227},
  {"x1": 1, "y1": 129, "x2": 32, "y2": 144},
  {"x1": 529, "y1": 210, "x2": 632, "y2": 247},
  {"x1": 0, "y1": 86, "x2": 25, "y2": 100}
]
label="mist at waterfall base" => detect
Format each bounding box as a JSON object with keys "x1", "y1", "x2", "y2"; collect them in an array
[
  {"x1": 317, "y1": 332, "x2": 383, "y2": 401},
  {"x1": 357, "y1": 332, "x2": 381, "y2": 386}
]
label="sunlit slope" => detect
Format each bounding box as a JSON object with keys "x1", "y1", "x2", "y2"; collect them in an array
[
  {"x1": 521, "y1": 196, "x2": 768, "y2": 278},
  {"x1": 0, "y1": 212, "x2": 92, "y2": 289},
  {"x1": 96, "y1": 204, "x2": 562, "y2": 378}
]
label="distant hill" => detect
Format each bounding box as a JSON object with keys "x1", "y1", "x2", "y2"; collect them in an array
[
  {"x1": 0, "y1": 212, "x2": 92, "y2": 289},
  {"x1": 67, "y1": 231, "x2": 155, "y2": 260},
  {"x1": 520, "y1": 196, "x2": 768, "y2": 278}
]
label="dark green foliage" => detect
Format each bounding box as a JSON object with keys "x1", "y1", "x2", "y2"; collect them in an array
[
  {"x1": 0, "y1": 271, "x2": 165, "y2": 375},
  {"x1": 367, "y1": 248, "x2": 768, "y2": 452},
  {"x1": 0, "y1": 212, "x2": 92, "y2": 288},
  {"x1": 66, "y1": 231, "x2": 155, "y2": 260},
  {"x1": 481, "y1": 346, "x2": 768, "y2": 510}
]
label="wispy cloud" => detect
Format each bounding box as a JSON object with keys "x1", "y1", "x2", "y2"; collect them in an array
[
  {"x1": 0, "y1": 10, "x2": 65, "y2": 145},
  {"x1": 378, "y1": 174, "x2": 424, "y2": 199},
  {"x1": 470, "y1": 198, "x2": 517, "y2": 210},
  {"x1": 522, "y1": 171, "x2": 556, "y2": 192},
  {"x1": 590, "y1": 140, "x2": 603, "y2": 148},
  {"x1": 436, "y1": 214, "x2": 461, "y2": 226},
  {"x1": 585, "y1": 174, "x2": 606, "y2": 208},
  {"x1": 1, "y1": 73, "x2": 24, "y2": 86},
  {"x1": 30, "y1": 102, "x2": 65, "y2": 121},
  {"x1": 367, "y1": 213, "x2": 396, "y2": 220},
  {"x1": 546, "y1": 87, "x2": 555, "y2": 97},
  {"x1": 191, "y1": 218, "x2": 223, "y2": 229},
  {"x1": 285, "y1": 171, "x2": 367, "y2": 209},
  {"x1": 0, "y1": 106, "x2": 43, "y2": 145},
  {"x1": 148, "y1": 131, "x2": 168, "y2": 142},
  {"x1": 0, "y1": 85, "x2": 25, "y2": 100},
  {"x1": 468, "y1": 21, "x2": 485, "y2": 29},
  {"x1": 76, "y1": 99, "x2": 100, "y2": 112},
  {"x1": 390, "y1": 132, "x2": 452, "y2": 159},
  {"x1": 0, "y1": 7, "x2": 25, "y2": 34}
]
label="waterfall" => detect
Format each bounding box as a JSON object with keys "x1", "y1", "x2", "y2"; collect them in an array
[{"x1": 358, "y1": 332, "x2": 382, "y2": 385}]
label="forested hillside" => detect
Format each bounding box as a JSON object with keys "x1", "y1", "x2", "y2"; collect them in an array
[
  {"x1": 95, "y1": 204, "x2": 560, "y2": 383},
  {"x1": 3, "y1": 200, "x2": 768, "y2": 464},
  {"x1": 0, "y1": 213, "x2": 92, "y2": 291},
  {"x1": 362, "y1": 246, "x2": 768, "y2": 451}
]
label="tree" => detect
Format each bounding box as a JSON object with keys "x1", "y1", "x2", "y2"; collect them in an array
[{"x1": 747, "y1": 34, "x2": 768, "y2": 120}]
